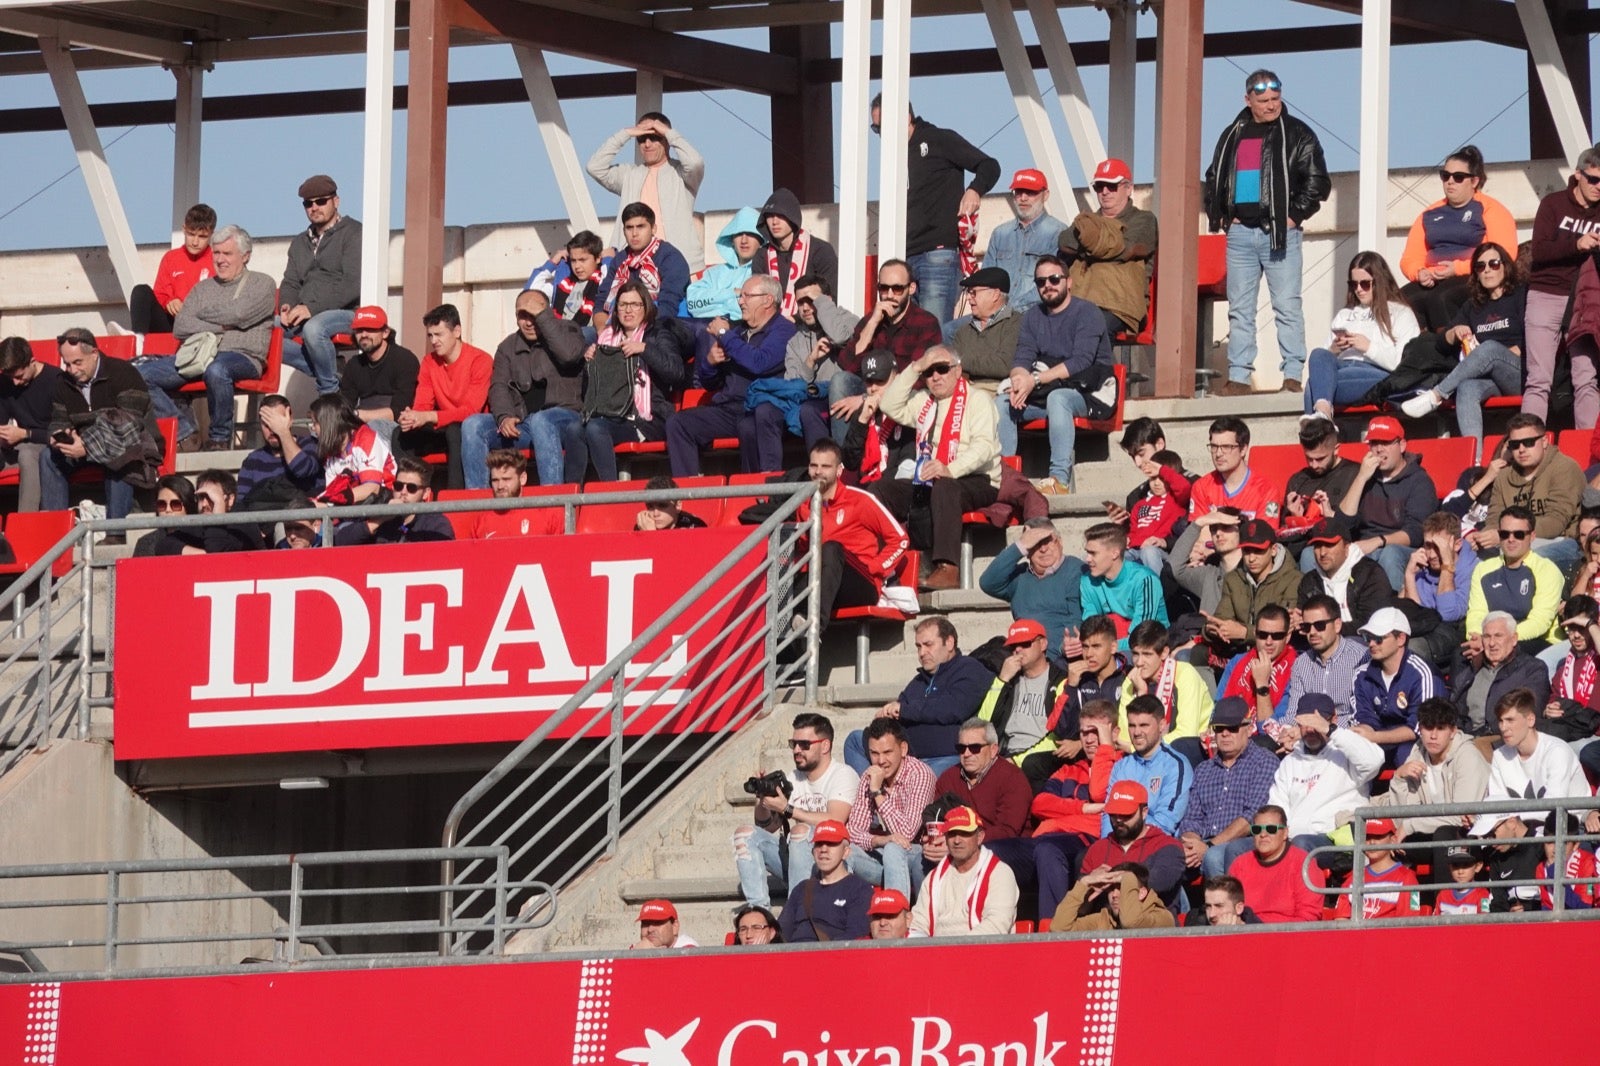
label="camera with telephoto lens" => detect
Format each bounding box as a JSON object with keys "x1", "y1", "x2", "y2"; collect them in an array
[{"x1": 743, "y1": 770, "x2": 792, "y2": 799}]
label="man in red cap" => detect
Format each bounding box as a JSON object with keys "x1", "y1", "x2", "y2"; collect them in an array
[
  {"x1": 1332, "y1": 818, "x2": 1420, "y2": 920},
  {"x1": 1335, "y1": 415, "x2": 1439, "y2": 591},
  {"x1": 1057, "y1": 158, "x2": 1158, "y2": 340},
  {"x1": 338, "y1": 303, "x2": 420, "y2": 442},
  {"x1": 978, "y1": 618, "x2": 1077, "y2": 781},
  {"x1": 1079, "y1": 780, "x2": 1185, "y2": 915},
  {"x1": 867, "y1": 889, "x2": 913, "y2": 939},
  {"x1": 985, "y1": 168, "x2": 1066, "y2": 312},
  {"x1": 910, "y1": 806, "x2": 1019, "y2": 936},
  {"x1": 777, "y1": 820, "x2": 873, "y2": 943},
  {"x1": 631, "y1": 898, "x2": 697, "y2": 949}
]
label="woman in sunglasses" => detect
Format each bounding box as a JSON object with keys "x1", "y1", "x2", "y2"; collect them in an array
[
  {"x1": 1301, "y1": 251, "x2": 1418, "y2": 423},
  {"x1": 132, "y1": 474, "x2": 198, "y2": 557},
  {"x1": 1398, "y1": 242, "x2": 1526, "y2": 459},
  {"x1": 1398, "y1": 145, "x2": 1518, "y2": 331}
]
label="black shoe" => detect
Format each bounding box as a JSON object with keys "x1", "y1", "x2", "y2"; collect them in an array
[
  {"x1": 201, "y1": 439, "x2": 232, "y2": 451},
  {"x1": 98, "y1": 534, "x2": 127, "y2": 546}
]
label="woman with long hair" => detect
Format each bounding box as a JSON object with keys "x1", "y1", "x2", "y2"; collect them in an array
[
  {"x1": 311, "y1": 394, "x2": 396, "y2": 505},
  {"x1": 1399, "y1": 241, "x2": 1526, "y2": 459},
  {"x1": 1301, "y1": 251, "x2": 1420, "y2": 423},
  {"x1": 1398, "y1": 145, "x2": 1518, "y2": 331}
]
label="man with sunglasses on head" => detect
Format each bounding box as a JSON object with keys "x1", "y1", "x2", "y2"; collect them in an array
[
  {"x1": 1471, "y1": 413, "x2": 1585, "y2": 575},
  {"x1": 1178, "y1": 696, "x2": 1280, "y2": 881},
  {"x1": 829, "y1": 260, "x2": 943, "y2": 444},
  {"x1": 1336, "y1": 416, "x2": 1439, "y2": 592},
  {"x1": 587, "y1": 112, "x2": 705, "y2": 273},
  {"x1": 332, "y1": 456, "x2": 454, "y2": 546},
  {"x1": 1225, "y1": 803, "x2": 1325, "y2": 923},
  {"x1": 1465, "y1": 504, "x2": 1563, "y2": 657},
  {"x1": 733, "y1": 712, "x2": 858, "y2": 911},
  {"x1": 1524, "y1": 145, "x2": 1600, "y2": 424},
  {"x1": 998, "y1": 255, "x2": 1114, "y2": 495},
  {"x1": 277, "y1": 175, "x2": 361, "y2": 397},
  {"x1": 1204, "y1": 70, "x2": 1330, "y2": 396},
  {"x1": 1056, "y1": 158, "x2": 1159, "y2": 341}
]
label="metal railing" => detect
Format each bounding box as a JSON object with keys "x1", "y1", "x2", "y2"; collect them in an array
[
  {"x1": 440, "y1": 479, "x2": 821, "y2": 955},
  {"x1": 1305, "y1": 795, "x2": 1600, "y2": 922},
  {"x1": 0, "y1": 847, "x2": 556, "y2": 981}
]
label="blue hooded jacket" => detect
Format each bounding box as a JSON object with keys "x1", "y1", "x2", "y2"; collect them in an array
[{"x1": 683, "y1": 207, "x2": 762, "y2": 320}]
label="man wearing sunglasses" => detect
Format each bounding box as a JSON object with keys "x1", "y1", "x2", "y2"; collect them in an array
[
  {"x1": 587, "y1": 112, "x2": 706, "y2": 273},
  {"x1": 1465, "y1": 504, "x2": 1564, "y2": 656},
  {"x1": 1336, "y1": 416, "x2": 1439, "y2": 592},
  {"x1": 1225, "y1": 803, "x2": 1325, "y2": 924},
  {"x1": 1177, "y1": 697, "x2": 1279, "y2": 880},
  {"x1": 927, "y1": 721, "x2": 1032, "y2": 890},
  {"x1": 734, "y1": 712, "x2": 858, "y2": 911},
  {"x1": 830, "y1": 260, "x2": 943, "y2": 444},
  {"x1": 1218, "y1": 605, "x2": 1297, "y2": 722},
  {"x1": 1280, "y1": 595, "x2": 1368, "y2": 750},
  {"x1": 1203, "y1": 70, "x2": 1330, "y2": 396},
  {"x1": 1471, "y1": 413, "x2": 1585, "y2": 575},
  {"x1": 1056, "y1": 158, "x2": 1158, "y2": 340},
  {"x1": 1524, "y1": 145, "x2": 1600, "y2": 424},
  {"x1": 330, "y1": 457, "x2": 454, "y2": 546},
  {"x1": 277, "y1": 175, "x2": 361, "y2": 397}
]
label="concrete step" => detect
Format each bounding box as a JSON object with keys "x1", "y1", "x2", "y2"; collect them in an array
[
  {"x1": 823, "y1": 682, "x2": 902, "y2": 707},
  {"x1": 619, "y1": 876, "x2": 744, "y2": 905},
  {"x1": 654, "y1": 844, "x2": 740, "y2": 880}
]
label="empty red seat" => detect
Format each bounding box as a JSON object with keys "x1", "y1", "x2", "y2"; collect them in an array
[{"x1": 0, "y1": 510, "x2": 76, "y2": 579}]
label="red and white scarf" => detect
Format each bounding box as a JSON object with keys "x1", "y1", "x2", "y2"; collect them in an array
[
  {"x1": 767, "y1": 232, "x2": 812, "y2": 318},
  {"x1": 609, "y1": 237, "x2": 662, "y2": 311},
  {"x1": 957, "y1": 211, "x2": 979, "y2": 277},
  {"x1": 597, "y1": 323, "x2": 654, "y2": 422},
  {"x1": 914, "y1": 375, "x2": 969, "y2": 466},
  {"x1": 924, "y1": 847, "x2": 1002, "y2": 936},
  {"x1": 1558, "y1": 651, "x2": 1599, "y2": 705},
  {"x1": 1151, "y1": 657, "x2": 1179, "y2": 728},
  {"x1": 861, "y1": 412, "x2": 895, "y2": 484},
  {"x1": 555, "y1": 267, "x2": 603, "y2": 325}
]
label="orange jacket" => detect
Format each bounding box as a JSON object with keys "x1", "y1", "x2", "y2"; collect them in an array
[{"x1": 1399, "y1": 193, "x2": 1518, "y2": 282}]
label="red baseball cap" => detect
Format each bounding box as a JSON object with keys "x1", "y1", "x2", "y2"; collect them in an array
[
  {"x1": 1365, "y1": 818, "x2": 1398, "y2": 838},
  {"x1": 1093, "y1": 158, "x2": 1132, "y2": 185},
  {"x1": 1010, "y1": 168, "x2": 1048, "y2": 192},
  {"x1": 637, "y1": 899, "x2": 677, "y2": 922},
  {"x1": 1105, "y1": 781, "x2": 1148, "y2": 816},
  {"x1": 867, "y1": 889, "x2": 910, "y2": 916},
  {"x1": 940, "y1": 806, "x2": 984, "y2": 834},
  {"x1": 1365, "y1": 416, "x2": 1405, "y2": 444},
  {"x1": 1005, "y1": 619, "x2": 1046, "y2": 646},
  {"x1": 350, "y1": 305, "x2": 388, "y2": 330},
  {"x1": 811, "y1": 819, "x2": 849, "y2": 845}
]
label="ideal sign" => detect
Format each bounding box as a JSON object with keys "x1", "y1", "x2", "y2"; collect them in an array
[{"x1": 113, "y1": 528, "x2": 767, "y2": 760}]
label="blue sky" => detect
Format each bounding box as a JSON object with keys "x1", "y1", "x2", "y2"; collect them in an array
[{"x1": 0, "y1": 1, "x2": 1595, "y2": 251}]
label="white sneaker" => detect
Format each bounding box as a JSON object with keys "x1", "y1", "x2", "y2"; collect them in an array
[{"x1": 1399, "y1": 391, "x2": 1442, "y2": 419}]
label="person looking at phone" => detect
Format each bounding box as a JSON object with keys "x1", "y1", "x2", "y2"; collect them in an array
[
  {"x1": 1281, "y1": 414, "x2": 1359, "y2": 566},
  {"x1": 1300, "y1": 250, "x2": 1419, "y2": 423},
  {"x1": 42, "y1": 328, "x2": 159, "y2": 529},
  {"x1": 785, "y1": 275, "x2": 861, "y2": 448}
]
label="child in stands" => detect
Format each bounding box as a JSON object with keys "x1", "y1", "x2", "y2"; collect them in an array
[
  {"x1": 1536, "y1": 812, "x2": 1597, "y2": 910},
  {"x1": 1333, "y1": 818, "x2": 1420, "y2": 920},
  {"x1": 1125, "y1": 448, "x2": 1190, "y2": 577},
  {"x1": 1435, "y1": 844, "x2": 1492, "y2": 915}
]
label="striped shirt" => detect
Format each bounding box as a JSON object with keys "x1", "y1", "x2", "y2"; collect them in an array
[{"x1": 1283, "y1": 637, "x2": 1369, "y2": 728}]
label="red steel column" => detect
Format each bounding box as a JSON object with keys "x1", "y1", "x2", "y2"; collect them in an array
[
  {"x1": 402, "y1": 0, "x2": 451, "y2": 341},
  {"x1": 1153, "y1": 0, "x2": 1204, "y2": 399}
]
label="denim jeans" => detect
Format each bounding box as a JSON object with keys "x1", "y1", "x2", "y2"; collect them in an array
[
  {"x1": 1533, "y1": 536, "x2": 1583, "y2": 580},
  {"x1": 40, "y1": 450, "x2": 134, "y2": 518},
  {"x1": 995, "y1": 386, "x2": 1088, "y2": 485},
  {"x1": 841, "y1": 728, "x2": 960, "y2": 776},
  {"x1": 732, "y1": 823, "x2": 815, "y2": 908},
  {"x1": 461, "y1": 408, "x2": 580, "y2": 488},
  {"x1": 847, "y1": 841, "x2": 925, "y2": 899},
  {"x1": 279, "y1": 308, "x2": 355, "y2": 395},
  {"x1": 826, "y1": 372, "x2": 865, "y2": 445},
  {"x1": 1303, "y1": 349, "x2": 1389, "y2": 413},
  {"x1": 1435, "y1": 340, "x2": 1521, "y2": 458},
  {"x1": 1201, "y1": 836, "x2": 1254, "y2": 879},
  {"x1": 137, "y1": 350, "x2": 259, "y2": 443},
  {"x1": 1369, "y1": 544, "x2": 1413, "y2": 592},
  {"x1": 909, "y1": 248, "x2": 961, "y2": 326},
  {"x1": 1226, "y1": 224, "x2": 1305, "y2": 382},
  {"x1": 561, "y1": 415, "x2": 653, "y2": 484}
]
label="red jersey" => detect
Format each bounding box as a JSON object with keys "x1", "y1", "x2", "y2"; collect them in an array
[
  {"x1": 1436, "y1": 885, "x2": 1493, "y2": 916},
  {"x1": 1538, "y1": 849, "x2": 1598, "y2": 910},
  {"x1": 1031, "y1": 744, "x2": 1122, "y2": 837},
  {"x1": 152, "y1": 244, "x2": 214, "y2": 309},
  {"x1": 471, "y1": 507, "x2": 562, "y2": 540},
  {"x1": 1334, "y1": 862, "x2": 1420, "y2": 920},
  {"x1": 797, "y1": 483, "x2": 909, "y2": 591},
  {"x1": 1188, "y1": 466, "x2": 1283, "y2": 530}
]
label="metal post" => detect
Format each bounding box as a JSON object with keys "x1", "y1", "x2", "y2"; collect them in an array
[
  {"x1": 360, "y1": 0, "x2": 397, "y2": 307},
  {"x1": 763, "y1": 525, "x2": 780, "y2": 700},
  {"x1": 104, "y1": 869, "x2": 119, "y2": 971},
  {"x1": 287, "y1": 856, "x2": 303, "y2": 961},
  {"x1": 1025, "y1": 0, "x2": 1109, "y2": 213},
  {"x1": 493, "y1": 849, "x2": 508, "y2": 954},
  {"x1": 1350, "y1": 822, "x2": 1368, "y2": 925},
  {"x1": 514, "y1": 45, "x2": 602, "y2": 234},
  {"x1": 35, "y1": 565, "x2": 54, "y2": 748},
  {"x1": 170, "y1": 62, "x2": 203, "y2": 245},
  {"x1": 980, "y1": 0, "x2": 1070, "y2": 199},
  {"x1": 876, "y1": 0, "x2": 912, "y2": 260},
  {"x1": 1105, "y1": 0, "x2": 1137, "y2": 168},
  {"x1": 1357, "y1": 0, "x2": 1391, "y2": 253},
  {"x1": 837, "y1": 0, "x2": 871, "y2": 315},
  {"x1": 79, "y1": 541, "x2": 94, "y2": 738},
  {"x1": 605, "y1": 689, "x2": 625, "y2": 856},
  {"x1": 1514, "y1": 0, "x2": 1592, "y2": 162},
  {"x1": 38, "y1": 36, "x2": 142, "y2": 303},
  {"x1": 1553, "y1": 803, "x2": 1567, "y2": 914}
]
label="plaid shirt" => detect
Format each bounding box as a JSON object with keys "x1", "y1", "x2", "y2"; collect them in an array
[
  {"x1": 1176, "y1": 741, "x2": 1279, "y2": 840},
  {"x1": 846, "y1": 756, "x2": 937, "y2": 848},
  {"x1": 1283, "y1": 637, "x2": 1369, "y2": 727},
  {"x1": 840, "y1": 304, "x2": 945, "y2": 375}
]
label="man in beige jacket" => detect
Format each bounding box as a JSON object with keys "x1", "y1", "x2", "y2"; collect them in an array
[{"x1": 1052, "y1": 862, "x2": 1176, "y2": 931}]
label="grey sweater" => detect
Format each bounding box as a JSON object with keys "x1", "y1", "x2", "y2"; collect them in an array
[
  {"x1": 173, "y1": 270, "x2": 278, "y2": 372},
  {"x1": 784, "y1": 294, "x2": 860, "y2": 384},
  {"x1": 280, "y1": 216, "x2": 363, "y2": 313}
]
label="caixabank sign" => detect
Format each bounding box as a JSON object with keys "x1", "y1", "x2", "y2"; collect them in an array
[{"x1": 113, "y1": 528, "x2": 766, "y2": 759}]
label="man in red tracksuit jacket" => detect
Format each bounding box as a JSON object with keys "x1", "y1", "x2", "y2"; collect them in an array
[
  {"x1": 796, "y1": 438, "x2": 909, "y2": 630},
  {"x1": 1026, "y1": 704, "x2": 1122, "y2": 922}
]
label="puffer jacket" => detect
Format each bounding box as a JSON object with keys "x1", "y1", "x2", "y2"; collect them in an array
[{"x1": 1204, "y1": 103, "x2": 1331, "y2": 250}]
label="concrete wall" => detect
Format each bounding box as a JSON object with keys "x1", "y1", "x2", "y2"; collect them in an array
[{"x1": 0, "y1": 159, "x2": 1575, "y2": 393}]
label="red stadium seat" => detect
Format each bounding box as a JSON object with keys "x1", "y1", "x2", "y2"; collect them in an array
[
  {"x1": 574, "y1": 476, "x2": 724, "y2": 533},
  {"x1": 833, "y1": 550, "x2": 921, "y2": 684},
  {"x1": 1019, "y1": 364, "x2": 1127, "y2": 437},
  {"x1": 0, "y1": 510, "x2": 76, "y2": 579}
]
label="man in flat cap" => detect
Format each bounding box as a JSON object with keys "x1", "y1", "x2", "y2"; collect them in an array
[
  {"x1": 949, "y1": 266, "x2": 1023, "y2": 388},
  {"x1": 278, "y1": 174, "x2": 363, "y2": 396}
]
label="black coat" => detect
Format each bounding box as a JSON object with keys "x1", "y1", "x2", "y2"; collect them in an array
[
  {"x1": 1449, "y1": 648, "x2": 1551, "y2": 736},
  {"x1": 1205, "y1": 104, "x2": 1331, "y2": 250},
  {"x1": 1297, "y1": 556, "x2": 1394, "y2": 633}
]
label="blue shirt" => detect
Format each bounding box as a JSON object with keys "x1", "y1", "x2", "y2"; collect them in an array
[
  {"x1": 1103, "y1": 743, "x2": 1192, "y2": 836},
  {"x1": 1351, "y1": 651, "x2": 1439, "y2": 735},
  {"x1": 1176, "y1": 741, "x2": 1279, "y2": 840},
  {"x1": 1412, "y1": 543, "x2": 1479, "y2": 623},
  {"x1": 985, "y1": 212, "x2": 1068, "y2": 310}
]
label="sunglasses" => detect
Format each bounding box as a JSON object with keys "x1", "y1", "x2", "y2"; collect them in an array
[
  {"x1": 56, "y1": 333, "x2": 91, "y2": 347},
  {"x1": 302, "y1": 196, "x2": 333, "y2": 208},
  {"x1": 1255, "y1": 629, "x2": 1288, "y2": 641},
  {"x1": 925, "y1": 364, "x2": 955, "y2": 376},
  {"x1": 877, "y1": 282, "x2": 909, "y2": 295},
  {"x1": 394, "y1": 481, "x2": 427, "y2": 494},
  {"x1": 954, "y1": 742, "x2": 987, "y2": 755},
  {"x1": 1297, "y1": 618, "x2": 1336, "y2": 634},
  {"x1": 1438, "y1": 170, "x2": 1474, "y2": 184},
  {"x1": 1474, "y1": 258, "x2": 1505, "y2": 273},
  {"x1": 1563, "y1": 622, "x2": 1592, "y2": 634},
  {"x1": 1249, "y1": 79, "x2": 1282, "y2": 93},
  {"x1": 1212, "y1": 723, "x2": 1247, "y2": 734},
  {"x1": 1581, "y1": 171, "x2": 1600, "y2": 187},
  {"x1": 154, "y1": 499, "x2": 185, "y2": 512},
  {"x1": 1506, "y1": 435, "x2": 1541, "y2": 449},
  {"x1": 1497, "y1": 528, "x2": 1531, "y2": 541},
  {"x1": 1349, "y1": 277, "x2": 1373, "y2": 291},
  {"x1": 635, "y1": 135, "x2": 665, "y2": 146},
  {"x1": 1092, "y1": 181, "x2": 1122, "y2": 194},
  {"x1": 1250, "y1": 824, "x2": 1286, "y2": 835},
  {"x1": 1033, "y1": 274, "x2": 1067, "y2": 288},
  {"x1": 788, "y1": 739, "x2": 816, "y2": 750},
  {"x1": 1363, "y1": 631, "x2": 1397, "y2": 644}
]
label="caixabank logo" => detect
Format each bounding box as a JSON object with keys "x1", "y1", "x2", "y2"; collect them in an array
[{"x1": 576, "y1": 940, "x2": 1124, "y2": 1066}]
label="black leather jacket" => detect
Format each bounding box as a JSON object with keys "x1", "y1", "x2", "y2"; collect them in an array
[{"x1": 1204, "y1": 103, "x2": 1330, "y2": 251}]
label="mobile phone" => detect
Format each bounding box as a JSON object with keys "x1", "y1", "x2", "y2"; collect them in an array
[
  {"x1": 51, "y1": 429, "x2": 73, "y2": 444},
  {"x1": 1102, "y1": 500, "x2": 1120, "y2": 512}
]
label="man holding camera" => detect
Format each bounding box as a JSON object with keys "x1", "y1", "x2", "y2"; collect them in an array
[{"x1": 732, "y1": 712, "x2": 859, "y2": 910}]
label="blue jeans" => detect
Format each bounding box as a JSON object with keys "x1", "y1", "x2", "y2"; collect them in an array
[
  {"x1": 1226, "y1": 224, "x2": 1306, "y2": 382},
  {"x1": 278, "y1": 309, "x2": 355, "y2": 395},
  {"x1": 1534, "y1": 536, "x2": 1582, "y2": 579},
  {"x1": 995, "y1": 387, "x2": 1088, "y2": 485},
  {"x1": 847, "y1": 841, "x2": 925, "y2": 900},
  {"x1": 841, "y1": 728, "x2": 959, "y2": 776},
  {"x1": 732, "y1": 823, "x2": 815, "y2": 908},
  {"x1": 1304, "y1": 349, "x2": 1388, "y2": 413},
  {"x1": 461, "y1": 408, "x2": 580, "y2": 488},
  {"x1": 1435, "y1": 340, "x2": 1521, "y2": 458},
  {"x1": 1202, "y1": 836, "x2": 1254, "y2": 879},
  {"x1": 137, "y1": 350, "x2": 259, "y2": 443},
  {"x1": 909, "y1": 248, "x2": 961, "y2": 326},
  {"x1": 39, "y1": 449, "x2": 134, "y2": 518},
  {"x1": 826, "y1": 372, "x2": 865, "y2": 445},
  {"x1": 1369, "y1": 543, "x2": 1413, "y2": 592}
]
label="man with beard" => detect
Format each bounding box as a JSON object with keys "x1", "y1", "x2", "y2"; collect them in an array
[
  {"x1": 793, "y1": 439, "x2": 910, "y2": 633},
  {"x1": 1281, "y1": 594, "x2": 1368, "y2": 744},
  {"x1": 732, "y1": 712, "x2": 859, "y2": 910},
  {"x1": 236, "y1": 394, "x2": 322, "y2": 504},
  {"x1": 1267, "y1": 692, "x2": 1384, "y2": 857},
  {"x1": 1053, "y1": 861, "x2": 1175, "y2": 931},
  {"x1": 828, "y1": 259, "x2": 943, "y2": 445},
  {"x1": 338, "y1": 304, "x2": 419, "y2": 442},
  {"x1": 1078, "y1": 781, "x2": 1185, "y2": 914},
  {"x1": 998, "y1": 255, "x2": 1115, "y2": 495},
  {"x1": 984, "y1": 168, "x2": 1066, "y2": 312}
]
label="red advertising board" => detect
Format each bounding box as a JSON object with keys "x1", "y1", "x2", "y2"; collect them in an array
[
  {"x1": 3, "y1": 921, "x2": 1596, "y2": 1064},
  {"x1": 113, "y1": 528, "x2": 767, "y2": 760}
]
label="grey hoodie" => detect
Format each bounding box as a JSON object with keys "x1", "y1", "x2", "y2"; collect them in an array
[
  {"x1": 1370, "y1": 731, "x2": 1490, "y2": 836},
  {"x1": 784, "y1": 294, "x2": 860, "y2": 384}
]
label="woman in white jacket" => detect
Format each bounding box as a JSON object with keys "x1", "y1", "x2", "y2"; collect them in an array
[{"x1": 1301, "y1": 251, "x2": 1420, "y2": 423}]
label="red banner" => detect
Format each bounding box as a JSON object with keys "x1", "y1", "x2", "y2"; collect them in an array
[
  {"x1": 2, "y1": 922, "x2": 1594, "y2": 1064},
  {"x1": 113, "y1": 528, "x2": 767, "y2": 760}
]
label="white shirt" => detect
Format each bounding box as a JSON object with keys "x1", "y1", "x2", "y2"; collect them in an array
[
  {"x1": 788, "y1": 760, "x2": 860, "y2": 816},
  {"x1": 1268, "y1": 727, "x2": 1385, "y2": 836},
  {"x1": 1486, "y1": 733, "x2": 1589, "y2": 819}
]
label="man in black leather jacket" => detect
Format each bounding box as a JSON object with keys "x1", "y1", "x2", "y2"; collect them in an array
[{"x1": 1204, "y1": 69, "x2": 1330, "y2": 398}]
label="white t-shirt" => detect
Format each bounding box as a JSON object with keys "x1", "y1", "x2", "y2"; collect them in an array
[
  {"x1": 1486, "y1": 733, "x2": 1589, "y2": 817},
  {"x1": 787, "y1": 761, "x2": 860, "y2": 816}
]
